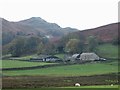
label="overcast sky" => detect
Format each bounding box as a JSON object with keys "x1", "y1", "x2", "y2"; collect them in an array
[{"x1": 0, "y1": 0, "x2": 119, "y2": 30}]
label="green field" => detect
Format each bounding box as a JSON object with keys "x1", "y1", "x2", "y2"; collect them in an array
[
  {"x1": 19, "y1": 54, "x2": 37, "y2": 59},
  {"x1": 56, "y1": 44, "x2": 119, "y2": 59},
  {"x1": 3, "y1": 62, "x2": 118, "y2": 76},
  {"x1": 97, "y1": 44, "x2": 119, "y2": 59},
  {"x1": 2, "y1": 44, "x2": 119, "y2": 89},
  {"x1": 2, "y1": 85, "x2": 119, "y2": 90},
  {"x1": 2, "y1": 43, "x2": 119, "y2": 76},
  {"x1": 2, "y1": 60, "x2": 57, "y2": 68},
  {"x1": 63, "y1": 85, "x2": 119, "y2": 88},
  {"x1": 55, "y1": 54, "x2": 65, "y2": 60}
]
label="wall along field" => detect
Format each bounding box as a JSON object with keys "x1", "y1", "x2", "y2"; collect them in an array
[
  {"x1": 3, "y1": 62, "x2": 118, "y2": 76},
  {"x1": 2, "y1": 44, "x2": 119, "y2": 88}
]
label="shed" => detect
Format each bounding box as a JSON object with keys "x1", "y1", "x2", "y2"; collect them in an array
[
  {"x1": 45, "y1": 56, "x2": 61, "y2": 62},
  {"x1": 71, "y1": 54, "x2": 80, "y2": 60},
  {"x1": 80, "y1": 53, "x2": 99, "y2": 61},
  {"x1": 30, "y1": 55, "x2": 61, "y2": 62}
]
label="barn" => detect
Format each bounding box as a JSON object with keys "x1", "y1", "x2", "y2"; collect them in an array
[
  {"x1": 71, "y1": 54, "x2": 80, "y2": 60},
  {"x1": 80, "y1": 53, "x2": 100, "y2": 61},
  {"x1": 45, "y1": 56, "x2": 61, "y2": 62},
  {"x1": 30, "y1": 55, "x2": 61, "y2": 62}
]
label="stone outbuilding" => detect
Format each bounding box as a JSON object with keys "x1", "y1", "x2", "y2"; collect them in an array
[{"x1": 80, "y1": 53, "x2": 100, "y2": 61}]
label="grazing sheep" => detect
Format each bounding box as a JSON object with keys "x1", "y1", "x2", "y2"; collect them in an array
[
  {"x1": 75, "y1": 83, "x2": 80, "y2": 87},
  {"x1": 111, "y1": 84, "x2": 113, "y2": 86}
]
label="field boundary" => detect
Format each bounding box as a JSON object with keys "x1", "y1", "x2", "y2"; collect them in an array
[
  {"x1": 1, "y1": 63, "x2": 78, "y2": 71},
  {"x1": 2, "y1": 60, "x2": 94, "y2": 71}
]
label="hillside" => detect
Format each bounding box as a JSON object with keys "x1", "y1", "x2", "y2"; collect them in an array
[
  {"x1": 2, "y1": 17, "x2": 78, "y2": 45},
  {"x1": 2, "y1": 17, "x2": 119, "y2": 45},
  {"x1": 2, "y1": 17, "x2": 119, "y2": 56},
  {"x1": 74, "y1": 23, "x2": 119, "y2": 43}
]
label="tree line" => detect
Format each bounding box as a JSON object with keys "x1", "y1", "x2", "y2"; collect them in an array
[{"x1": 3, "y1": 32, "x2": 119, "y2": 57}]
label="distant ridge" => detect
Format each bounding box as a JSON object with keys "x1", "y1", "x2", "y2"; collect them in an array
[
  {"x1": 1, "y1": 17, "x2": 119, "y2": 45},
  {"x1": 73, "y1": 22, "x2": 119, "y2": 42},
  {"x1": 2, "y1": 17, "x2": 78, "y2": 45}
]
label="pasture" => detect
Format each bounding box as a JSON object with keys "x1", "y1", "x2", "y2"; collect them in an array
[
  {"x1": 97, "y1": 44, "x2": 119, "y2": 59},
  {"x1": 2, "y1": 85, "x2": 119, "y2": 90},
  {"x1": 2, "y1": 43, "x2": 119, "y2": 89},
  {"x1": 3, "y1": 62, "x2": 118, "y2": 76},
  {"x1": 63, "y1": 85, "x2": 119, "y2": 88},
  {"x1": 2, "y1": 60, "x2": 57, "y2": 68},
  {"x1": 55, "y1": 54, "x2": 65, "y2": 60}
]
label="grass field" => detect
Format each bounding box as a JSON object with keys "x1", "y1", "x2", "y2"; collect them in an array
[
  {"x1": 63, "y1": 85, "x2": 119, "y2": 88},
  {"x1": 2, "y1": 85, "x2": 119, "y2": 90},
  {"x1": 2, "y1": 44, "x2": 119, "y2": 77},
  {"x1": 55, "y1": 44, "x2": 119, "y2": 60},
  {"x1": 2, "y1": 60, "x2": 57, "y2": 68},
  {"x1": 3, "y1": 62, "x2": 118, "y2": 76},
  {"x1": 19, "y1": 54, "x2": 37, "y2": 59},
  {"x1": 97, "y1": 44, "x2": 119, "y2": 59},
  {"x1": 55, "y1": 54, "x2": 65, "y2": 60},
  {"x1": 2, "y1": 44, "x2": 119, "y2": 89}
]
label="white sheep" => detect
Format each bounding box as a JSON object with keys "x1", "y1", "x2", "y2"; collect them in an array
[
  {"x1": 75, "y1": 83, "x2": 80, "y2": 87},
  {"x1": 111, "y1": 84, "x2": 114, "y2": 86}
]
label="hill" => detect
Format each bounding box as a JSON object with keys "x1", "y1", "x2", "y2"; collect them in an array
[
  {"x1": 2, "y1": 17, "x2": 119, "y2": 45},
  {"x1": 2, "y1": 17, "x2": 78, "y2": 45},
  {"x1": 2, "y1": 17, "x2": 119, "y2": 55},
  {"x1": 73, "y1": 23, "x2": 119, "y2": 43}
]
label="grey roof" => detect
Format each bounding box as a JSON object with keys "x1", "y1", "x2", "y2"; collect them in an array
[
  {"x1": 33, "y1": 55, "x2": 59, "y2": 59},
  {"x1": 72, "y1": 54, "x2": 80, "y2": 58},
  {"x1": 80, "y1": 53, "x2": 99, "y2": 61}
]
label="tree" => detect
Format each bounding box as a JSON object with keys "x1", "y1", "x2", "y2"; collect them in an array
[
  {"x1": 38, "y1": 42, "x2": 56, "y2": 55},
  {"x1": 24, "y1": 36, "x2": 41, "y2": 53},
  {"x1": 9, "y1": 36, "x2": 42, "y2": 56},
  {"x1": 87, "y1": 36, "x2": 98, "y2": 52},
  {"x1": 65, "y1": 39, "x2": 83, "y2": 54},
  {"x1": 9, "y1": 37, "x2": 26, "y2": 57},
  {"x1": 44, "y1": 43, "x2": 56, "y2": 55},
  {"x1": 37, "y1": 42, "x2": 44, "y2": 55},
  {"x1": 56, "y1": 46, "x2": 64, "y2": 53}
]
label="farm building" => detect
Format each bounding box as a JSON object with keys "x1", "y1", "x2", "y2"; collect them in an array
[
  {"x1": 80, "y1": 53, "x2": 100, "y2": 61},
  {"x1": 30, "y1": 55, "x2": 61, "y2": 62},
  {"x1": 71, "y1": 54, "x2": 80, "y2": 60},
  {"x1": 45, "y1": 56, "x2": 61, "y2": 62}
]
